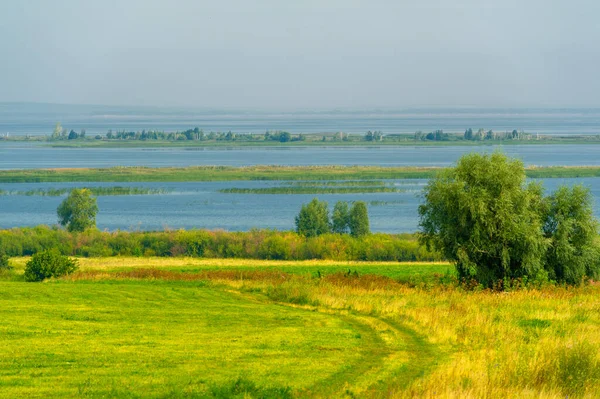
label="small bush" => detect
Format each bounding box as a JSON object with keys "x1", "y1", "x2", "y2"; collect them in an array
[
  {"x1": 0, "y1": 252, "x2": 11, "y2": 270},
  {"x1": 24, "y1": 249, "x2": 79, "y2": 282}
]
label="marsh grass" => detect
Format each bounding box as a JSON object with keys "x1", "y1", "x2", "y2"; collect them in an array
[
  {"x1": 0, "y1": 186, "x2": 170, "y2": 196},
  {"x1": 1, "y1": 164, "x2": 598, "y2": 183},
  {"x1": 219, "y1": 186, "x2": 403, "y2": 194},
  {"x1": 220, "y1": 179, "x2": 403, "y2": 194},
  {"x1": 286, "y1": 180, "x2": 387, "y2": 187}
]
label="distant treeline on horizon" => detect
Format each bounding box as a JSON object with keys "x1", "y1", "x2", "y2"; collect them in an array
[{"x1": 2, "y1": 122, "x2": 598, "y2": 143}]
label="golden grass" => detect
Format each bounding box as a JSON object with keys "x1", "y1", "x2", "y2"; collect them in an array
[
  {"x1": 67, "y1": 265, "x2": 600, "y2": 398},
  {"x1": 9, "y1": 256, "x2": 450, "y2": 271}
]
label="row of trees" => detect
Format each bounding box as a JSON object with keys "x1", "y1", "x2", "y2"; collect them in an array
[
  {"x1": 50, "y1": 123, "x2": 310, "y2": 143},
  {"x1": 49, "y1": 124, "x2": 539, "y2": 144},
  {"x1": 419, "y1": 152, "x2": 600, "y2": 287},
  {"x1": 411, "y1": 129, "x2": 535, "y2": 142},
  {"x1": 414, "y1": 130, "x2": 449, "y2": 141},
  {"x1": 51, "y1": 123, "x2": 87, "y2": 140},
  {"x1": 464, "y1": 128, "x2": 532, "y2": 141},
  {"x1": 364, "y1": 131, "x2": 383, "y2": 141},
  {"x1": 295, "y1": 199, "x2": 370, "y2": 237}
]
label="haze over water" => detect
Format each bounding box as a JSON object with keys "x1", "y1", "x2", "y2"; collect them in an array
[{"x1": 2, "y1": 103, "x2": 600, "y2": 136}]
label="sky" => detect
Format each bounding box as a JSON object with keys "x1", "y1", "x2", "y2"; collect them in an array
[{"x1": 0, "y1": 0, "x2": 598, "y2": 109}]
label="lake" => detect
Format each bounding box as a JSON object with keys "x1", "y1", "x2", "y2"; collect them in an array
[
  {"x1": 1, "y1": 178, "x2": 598, "y2": 233},
  {"x1": 2, "y1": 103, "x2": 600, "y2": 232},
  {"x1": 2, "y1": 143, "x2": 600, "y2": 169}
]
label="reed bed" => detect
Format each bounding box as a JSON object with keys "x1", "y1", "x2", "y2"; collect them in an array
[
  {"x1": 0, "y1": 164, "x2": 599, "y2": 183},
  {"x1": 0, "y1": 186, "x2": 170, "y2": 196}
]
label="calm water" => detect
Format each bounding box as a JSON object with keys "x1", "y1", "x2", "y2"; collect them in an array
[
  {"x1": 2, "y1": 144, "x2": 600, "y2": 169},
  {"x1": 0, "y1": 179, "x2": 598, "y2": 233},
  {"x1": 2, "y1": 103, "x2": 600, "y2": 136},
  {"x1": 2, "y1": 103, "x2": 600, "y2": 232}
]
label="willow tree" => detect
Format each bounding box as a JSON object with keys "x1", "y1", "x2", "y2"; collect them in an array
[
  {"x1": 418, "y1": 152, "x2": 548, "y2": 287},
  {"x1": 542, "y1": 185, "x2": 599, "y2": 284}
]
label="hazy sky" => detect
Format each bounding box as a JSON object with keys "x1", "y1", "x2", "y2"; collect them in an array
[{"x1": 1, "y1": 0, "x2": 598, "y2": 109}]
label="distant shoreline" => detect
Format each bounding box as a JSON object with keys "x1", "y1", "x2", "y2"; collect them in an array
[{"x1": 2, "y1": 133, "x2": 600, "y2": 148}]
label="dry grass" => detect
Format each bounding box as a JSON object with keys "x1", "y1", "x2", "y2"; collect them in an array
[{"x1": 9, "y1": 256, "x2": 449, "y2": 271}]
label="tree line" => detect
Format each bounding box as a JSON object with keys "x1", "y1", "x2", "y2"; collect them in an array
[{"x1": 46, "y1": 122, "x2": 549, "y2": 144}]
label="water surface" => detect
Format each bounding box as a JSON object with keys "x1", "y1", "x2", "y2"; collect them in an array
[
  {"x1": 1, "y1": 178, "x2": 597, "y2": 233},
  {"x1": 2, "y1": 144, "x2": 600, "y2": 169}
]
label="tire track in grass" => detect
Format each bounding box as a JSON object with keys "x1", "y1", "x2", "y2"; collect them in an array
[{"x1": 233, "y1": 289, "x2": 445, "y2": 398}]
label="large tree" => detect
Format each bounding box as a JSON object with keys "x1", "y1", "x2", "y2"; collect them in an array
[
  {"x1": 295, "y1": 198, "x2": 330, "y2": 237},
  {"x1": 542, "y1": 185, "x2": 599, "y2": 284},
  {"x1": 57, "y1": 188, "x2": 99, "y2": 232},
  {"x1": 418, "y1": 152, "x2": 548, "y2": 287}
]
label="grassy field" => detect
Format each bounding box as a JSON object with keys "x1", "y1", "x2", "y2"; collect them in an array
[
  {"x1": 1, "y1": 165, "x2": 600, "y2": 183},
  {"x1": 1, "y1": 257, "x2": 599, "y2": 398}
]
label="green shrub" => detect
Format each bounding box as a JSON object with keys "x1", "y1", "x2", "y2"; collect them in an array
[
  {"x1": 258, "y1": 235, "x2": 291, "y2": 260},
  {"x1": 24, "y1": 249, "x2": 79, "y2": 282},
  {"x1": 0, "y1": 252, "x2": 11, "y2": 270},
  {"x1": 0, "y1": 225, "x2": 440, "y2": 262}
]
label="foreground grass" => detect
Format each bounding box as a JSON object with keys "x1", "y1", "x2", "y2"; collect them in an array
[
  {"x1": 1, "y1": 165, "x2": 600, "y2": 183},
  {"x1": 1, "y1": 258, "x2": 599, "y2": 398},
  {"x1": 0, "y1": 280, "x2": 371, "y2": 398}
]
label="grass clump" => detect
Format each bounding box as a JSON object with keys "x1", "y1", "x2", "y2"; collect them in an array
[
  {"x1": 0, "y1": 252, "x2": 10, "y2": 270},
  {"x1": 209, "y1": 377, "x2": 292, "y2": 399}
]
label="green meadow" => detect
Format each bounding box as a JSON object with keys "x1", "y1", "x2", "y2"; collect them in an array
[{"x1": 1, "y1": 258, "x2": 598, "y2": 398}]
